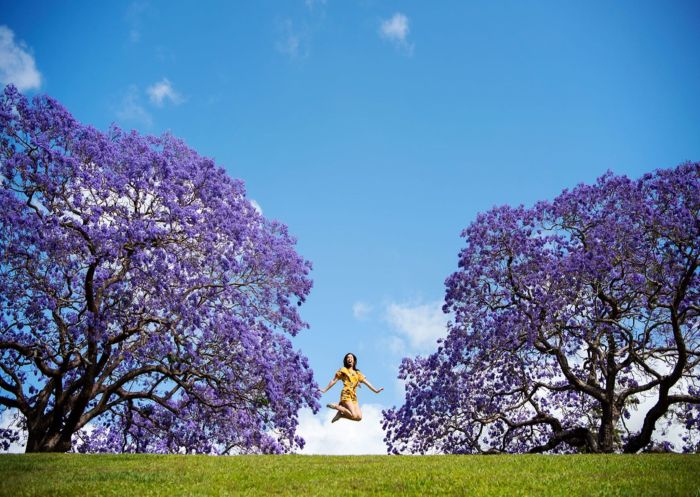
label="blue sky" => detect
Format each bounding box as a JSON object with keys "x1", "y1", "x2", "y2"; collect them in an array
[{"x1": 2, "y1": 0, "x2": 700, "y2": 453}]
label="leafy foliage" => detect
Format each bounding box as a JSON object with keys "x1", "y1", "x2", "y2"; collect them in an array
[
  {"x1": 384, "y1": 163, "x2": 700, "y2": 454},
  {"x1": 0, "y1": 85, "x2": 318, "y2": 453}
]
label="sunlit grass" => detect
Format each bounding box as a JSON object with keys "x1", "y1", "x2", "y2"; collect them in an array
[{"x1": 1, "y1": 453, "x2": 699, "y2": 496}]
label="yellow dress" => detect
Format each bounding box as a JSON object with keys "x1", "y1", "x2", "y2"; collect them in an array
[{"x1": 335, "y1": 367, "x2": 365, "y2": 404}]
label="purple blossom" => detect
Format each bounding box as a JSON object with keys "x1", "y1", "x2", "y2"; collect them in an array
[
  {"x1": 384, "y1": 163, "x2": 700, "y2": 454},
  {"x1": 0, "y1": 85, "x2": 319, "y2": 453}
]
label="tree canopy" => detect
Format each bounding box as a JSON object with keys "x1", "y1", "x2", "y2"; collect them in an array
[
  {"x1": 383, "y1": 163, "x2": 700, "y2": 454},
  {"x1": 0, "y1": 85, "x2": 318, "y2": 453}
]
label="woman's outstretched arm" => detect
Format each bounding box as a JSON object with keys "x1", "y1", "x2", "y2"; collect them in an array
[
  {"x1": 360, "y1": 378, "x2": 384, "y2": 394},
  {"x1": 319, "y1": 377, "x2": 339, "y2": 394}
]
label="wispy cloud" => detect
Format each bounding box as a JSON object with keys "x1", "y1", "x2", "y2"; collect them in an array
[
  {"x1": 305, "y1": 0, "x2": 327, "y2": 10},
  {"x1": 147, "y1": 78, "x2": 183, "y2": 107},
  {"x1": 385, "y1": 300, "x2": 447, "y2": 353},
  {"x1": 0, "y1": 25, "x2": 42, "y2": 91},
  {"x1": 125, "y1": 1, "x2": 150, "y2": 43},
  {"x1": 352, "y1": 301, "x2": 373, "y2": 321},
  {"x1": 379, "y1": 13, "x2": 414, "y2": 55},
  {"x1": 296, "y1": 404, "x2": 387, "y2": 454},
  {"x1": 275, "y1": 19, "x2": 309, "y2": 59},
  {"x1": 386, "y1": 335, "x2": 406, "y2": 356},
  {"x1": 115, "y1": 79, "x2": 183, "y2": 128},
  {"x1": 115, "y1": 85, "x2": 153, "y2": 128}
]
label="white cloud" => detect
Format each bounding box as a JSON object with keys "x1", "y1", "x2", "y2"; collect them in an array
[
  {"x1": 250, "y1": 199, "x2": 263, "y2": 215},
  {"x1": 276, "y1": 20, "x2": 308, "y2": 59},
  {"x1": 147, "y1": 78, "x2": 182, "y2": 107},
  {"x1": 620, "y1": 371, "x2": 695, "y2": 451},
  {"x1": 380, "y1": 13, "x2": 409, "y2": 41},
  {"x1": 394, "y1": 376, "x2": 407, "y2": 400},
  {"x1": 296, "y1": 403, "x2": 387, "y2": 454},
  {"x1": 0, "y1": 25, "x2": 42, "y2": 91},
  {"x1": 623, "y1": 390, "x2": 685, "y2": 450},
  {"x1": 352, "y1": 301, "x2": 373, "y2": 321},
  {"x1": 305, "y1": 0, "x2": 327, "y2": 10},
  {"x1": 125, "y1": 1, "x2": 150, "y2": 43},
  {"x1": 0, "y1": 409, "x2": 26, "y2": 453},
  {"x1": 385, "y1": 300, "x2": 447, "y2": 353},
  {"x1": 386, "y1": 335, "x2": 406, "y2": 356},
  {"x1": 3, "y1": 402, "x2": 388, "y2": 455},
  {"x1": 379, "y1": 13, "x2": 414, "y2": 54},
  {"x1": 115, "y1": 85, "x2": 153, "y2": 128}
]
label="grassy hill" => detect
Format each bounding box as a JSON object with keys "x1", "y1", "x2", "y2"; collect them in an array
[{"x1": 1, "y1": 453, "x2": 699, "y2": 496}]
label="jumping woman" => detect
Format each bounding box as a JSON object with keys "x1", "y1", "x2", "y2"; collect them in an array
[{"x1": 320, "y1": 352, "x2": 384, "y2": 423}]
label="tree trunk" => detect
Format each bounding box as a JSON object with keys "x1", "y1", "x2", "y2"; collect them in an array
[
  {"x1": 25, "y1": 428, "x2": 72, "y2": 453},
  {"x1": 597, "y1": 404, "x2": 619, "y2": 453}
]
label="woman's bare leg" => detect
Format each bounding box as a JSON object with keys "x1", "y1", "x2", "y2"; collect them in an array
[
  {"x1": 327, "y1": 401, "x2": 363, "y2": 422},
  {"x1": 341, "y1": 401, "x2": 362, "y2": 421},
  {"x1": 327, "y1": 402, "x2": 353, "y2": 418}
]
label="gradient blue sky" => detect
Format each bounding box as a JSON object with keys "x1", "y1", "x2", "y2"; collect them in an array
[{"x1": 2, "y1": 0, "x2": 699, "y2": 453}]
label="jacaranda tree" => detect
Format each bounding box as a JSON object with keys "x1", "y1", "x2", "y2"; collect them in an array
[
  {"x1": 383, "y1": 163, "x2": 700, "y2": 454},
  {"x1": 0, "y1": 85, "x2": 318, "y2": 453}
]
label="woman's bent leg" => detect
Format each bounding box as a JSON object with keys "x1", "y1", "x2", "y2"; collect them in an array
[
  {"x1": 328, "y1": 402, "x2": 353, "y2": 418},
  {"x1": 341, "y1": 401, "x2": 362, "y2": 421}
]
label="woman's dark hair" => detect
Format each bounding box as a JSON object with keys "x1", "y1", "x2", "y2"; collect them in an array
[{"x1": 343, "y1": 352, "x2": 358, "y2": 370}]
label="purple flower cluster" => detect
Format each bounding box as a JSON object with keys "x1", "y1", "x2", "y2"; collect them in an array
[
  {"x1": 383, "y1": 163, "x2": 700, "y2": 454},
  {"x1": 0, "y1": 85, "x2": 319, "y2": 453}
]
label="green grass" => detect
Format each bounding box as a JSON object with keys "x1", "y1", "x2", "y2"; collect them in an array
[{"x1": 1, "y1": 453, "x2": 699, "y2": 497}]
